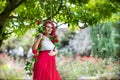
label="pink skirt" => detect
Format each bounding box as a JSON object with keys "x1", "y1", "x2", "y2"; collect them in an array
[{"x1": 33, "y1": 50, "x2": 62, "y2": 80}]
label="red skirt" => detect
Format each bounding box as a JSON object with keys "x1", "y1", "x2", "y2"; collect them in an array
[{"x1": 33, "y1": 50, "x2": 62, "y2": 80}]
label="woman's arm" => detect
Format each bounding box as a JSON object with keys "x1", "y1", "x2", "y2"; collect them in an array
[{"x1": 32, "y1": 33, "x2": 43, "y2": 56}]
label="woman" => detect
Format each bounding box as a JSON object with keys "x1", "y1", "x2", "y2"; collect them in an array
[{"x1": 32, "y1": 20, "x2": 62, "y2": 80}]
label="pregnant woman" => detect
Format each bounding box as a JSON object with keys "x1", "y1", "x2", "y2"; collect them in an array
[{"x1": 32, "y1": 20, "x2": 62, "y2": 80}]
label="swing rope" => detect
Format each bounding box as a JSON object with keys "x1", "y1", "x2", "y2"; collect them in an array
[
  {"x1": 35, "y1": 0, "x2": 47, "y2": 37},
  {"x1": 42, "y1": 0, "x2": 46, "y2": 20},
  {"x1": 50, "y1": 0, "x2": 53, "y2": 20}
]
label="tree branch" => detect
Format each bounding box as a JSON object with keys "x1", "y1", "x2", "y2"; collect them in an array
[
  {"x1": 0, "y1": 0, "x2": 26, "y2": 26},
  {"x1": 56, "y1": 22, "x2": 68, "y2": 28},
  {"x1": 9, "y1": 15, "x2": 37, "y2": 21}
]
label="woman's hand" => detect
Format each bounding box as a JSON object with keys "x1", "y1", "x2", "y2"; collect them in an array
[
  {"x1": 48, "y1": 50, "x2": 58, "y2": 56},
  {"x1": 38, "y1": 33, "x2": 43, "y2": 39}
]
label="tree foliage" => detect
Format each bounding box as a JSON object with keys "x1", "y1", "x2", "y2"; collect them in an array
[{"x1": 0, "y1": 0, "x2": 120, "y2": 46}]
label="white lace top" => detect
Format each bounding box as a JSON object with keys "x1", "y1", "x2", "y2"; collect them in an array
[{"x1": 40, "y1": 36, "x2": 55, "y2": 51}]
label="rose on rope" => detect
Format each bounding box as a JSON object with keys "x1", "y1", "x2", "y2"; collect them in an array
[{"x1": 25, "y1": 20, "x2": 45, "y2": 76}]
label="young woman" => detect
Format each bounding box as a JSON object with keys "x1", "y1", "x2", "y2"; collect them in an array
[{"x1": 32, "y1": 20, "x2": 62, "y2": 80}]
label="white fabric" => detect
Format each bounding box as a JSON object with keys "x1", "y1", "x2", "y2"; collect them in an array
[{"x1": 41, "y1": 36, "x2": 55, "y2": 51}]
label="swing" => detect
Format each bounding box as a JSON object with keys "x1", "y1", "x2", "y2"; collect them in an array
[{"x1": 25, "y1": 0, "x2": 53, "y2": 76}]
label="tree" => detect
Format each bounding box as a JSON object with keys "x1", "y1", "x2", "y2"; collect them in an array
[
  {"x1": 0, "y1": 0, "x2": 120, "y2": 46},
  {"x1": 0, "y1": 0, "x2": 26, "y2": 46}
]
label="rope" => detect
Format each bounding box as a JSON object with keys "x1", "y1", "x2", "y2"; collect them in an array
[
  {"x1": 42, "y1": 0, "x2": 46, "y2": 19},
  {"x1": 50, "y1": 0, "x2": 52, "y2": 20}
]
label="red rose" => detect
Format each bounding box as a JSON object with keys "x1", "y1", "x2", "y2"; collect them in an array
[
  {"x1": 37, "y1": 20, "x2": 41, "y2": 25},
  {"x1": 32, "y1": 49, "x2": 38, "y2": 54},
  {"x1": 51, "y1": 40, "x2": 55, "y2": 43},
  {"x1": 53, "y1": 35, "x2": 57, "y2": 38},
  {"x1": 55, "y1": 39, "x2": 59, "y2": 42}
]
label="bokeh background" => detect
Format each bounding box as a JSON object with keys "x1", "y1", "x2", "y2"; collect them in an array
[{"x1": 0, "y1": 0, "x2": 120, "y2": 80}]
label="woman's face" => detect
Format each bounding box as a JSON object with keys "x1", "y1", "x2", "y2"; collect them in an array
[{"x1": 44, "y1": 23, "x2": 53, "y2": 35}]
